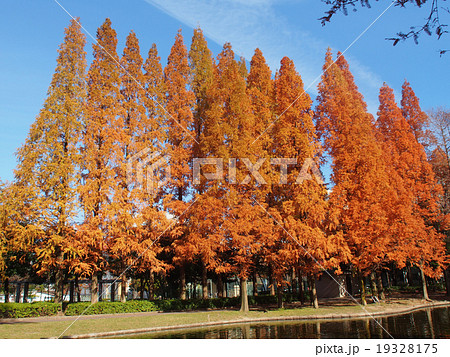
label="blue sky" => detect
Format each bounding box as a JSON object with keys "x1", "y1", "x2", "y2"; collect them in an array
[{"x1": 0, "y1": 0, "x2": 449, "y2": 183}]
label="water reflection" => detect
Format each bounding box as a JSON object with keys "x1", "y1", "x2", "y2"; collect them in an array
[{"x1": 124, "y1": 307, "x2": 450, "y2": 339}]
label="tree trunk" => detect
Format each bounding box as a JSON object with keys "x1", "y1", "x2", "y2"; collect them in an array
[
  {"x1": 69, "y1": 281, "x2": 74, "y2": 303},
  {"x1": 148, "y1": 272, "x2": 154, "y2": 300},
  {"x1": 179, "y1": 264, "x2": 186, "y2": 300},
  {"x1": 110, "y1": 282, "x2": 116, "y2": 302},
  {"x1": 444, "y1": 267, "x2": 450, "y2": 297},
  {"x1": 23, "y1": 282, "x2": 29, "y2": 303},
  {"x1": 309, "y1": 275, "x2": 319, "y2": 309},
  {"x1": 360, "y1": 274, "x2": 367, "y2": 306},
  {"x1": 419, "y1": 265, "x2": 430, "y2": 301},
  {"x1": 120, "y1": 274, "x2": 127, "y2": 303},
  {"x1": 406, "y1": 265, "x2": 412, "y2": 286},
  {"x1": 217, "y1": 275, "x2": 224, "y2": 298},
  {"x1": 140, "y1": 277, "x2": 145, "y2": 300},
  {"x1": 202, "y1": 262, "x2": 208, "y2": 299},
  {"x1": 15, "y1": 283, "x2": 21, "y2": 303},
  {"x1": 4, "y1": 278, "x2": 9, "y2": 303},
  {"x1": 240, "y1": 277, "x2": 249, "y2": 312},
  {"x1": 426, "y1": 308, "x2": 436, "y2": 339},
  {"x1": 297, "y1": 269, "x2": 304, "y2": 305},
  {"x1": 292, "y1": 268, "x2": 297, "y2": 295},
  {"x1": 98, "y1": 281, "x2": 103, "y2": 301},
  {"x1": 54, "y1": 251, "x2": 64, "y2": 304},
  {"x1": 386, "y1": 270, "x2": 392, "y2": 288},
  {"x1": 346, "y1": 274, "x2": 353, "y2": 296},
  {"x1": 277, "y1": 284, "x2": 284, "y2": 309},
  {"x1": 75, "y1": 276, "x2": 81, "y2": 302},
  {"x1": 192, "y1": 279, "x2": 197, "y2": 299},
  {"x1": 376, "y1": 271, "x2": 385, "y2": 300},
  {"x1": 370, "y1": 271, "x2": 378, "y2": 298},
  {"x1": 91, "y1": 274, "x2": 99, "y2": 303},
  {"x1": 269, "y1": 271, "x2": 276, "y2": 296},
  {"x1": 252, "y1": 270, "x2": 258, "y2": 296},
  {"x1": 241, "y1": 324, "x2": 250, "y2": 339}
]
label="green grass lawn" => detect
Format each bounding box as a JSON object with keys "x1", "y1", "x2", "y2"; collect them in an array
[{"x1": 0, "y1": 303, "x2": 393, "y2": 339}]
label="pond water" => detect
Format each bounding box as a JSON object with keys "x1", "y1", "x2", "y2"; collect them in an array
[{"x1": 123, "y1": 306, "x2": 450, "y2": 339}]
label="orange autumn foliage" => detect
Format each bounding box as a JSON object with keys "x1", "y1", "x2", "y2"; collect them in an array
[
  {"x1": 316, "y1": 50, "x2": 395, "y2": 282},
  {"x1": 13, "y1": 19, "x2": 87, "y2": 302},
  {"x1": 377, "y1": 84, "x2": 447, "y2": 277}
]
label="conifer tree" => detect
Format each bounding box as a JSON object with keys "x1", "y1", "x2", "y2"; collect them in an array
[
  {"x1": 377, "y1": 84, "x2": 447, "y2": 299},
  {"x1": 209, "y1": 43, "x2": 271, "y2": 311},
  {"x1": 246, "y1": 48, "x2": 276, "y2": 298},
  {"x1": 79, "y1": 18, "x2": 124, "y2": 303},
  {"x1": 164, "y1": 30, "x2": 196, "y2": 300},
  {"x1": 143, "y1": 43, "x2": 166, "y2": 150},
  {"x1": 315, "y1": 50, "x2": 393, "y2": 305},
  {"x1": 401, "y1": 80, "x2": 430, "y2": 148},
  {"x1": 238, "y1": 56, "x2": 248, "y2": 79},
  {"x1": 188, "y1": 28, "x2": 220, "y2": 299},
  {"x1": 0, "y1": 182, "x2": 27, "y2": 281},
  {"x1": 141, "y1": 42, "x2": 170, "y2": 291},
  {"x1": 189, "y1": 28, "x2": 214, "y2": 150},
  {"x1": 267, "y1": 56, "x2": 344, "y2": 308},
  {"x1": 247, "y1": 48, "x2": 274, "y2": 160},
  {"x1": 14, "y1": 19, "x2": 87, "y2": 303},
  {"x1": 0, "y1": 182, "x2": 33, "y2": 302},
  {"x1": 105, "y1": 31, "x2": 169, "y2": 302}
]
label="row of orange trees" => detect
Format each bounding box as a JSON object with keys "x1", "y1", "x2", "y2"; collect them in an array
[{"x1": 0, "y1": 19, "x2": 448, "y2": 310}]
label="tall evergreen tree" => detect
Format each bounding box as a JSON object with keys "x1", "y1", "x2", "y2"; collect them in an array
[
  {"x1": 13, "y1": 19, "x2": 87, "y2": 303},
  {"x1": 79, "y1": 18, "x2": 124, "y2": 303},
  {"x1": 105, "y1": 31, "x2": 169, "y2": 302},
  {"x1": 401, "y1": 80, "x2": 430, "y2": 148},
  {"x1": 188, "y1": 28, "x2": 220, "y2": 299},
  {"x1": 315, "y1": 50, "x2": 394, "y2": 305},
  {"x1": 247, "y1": 48, "x2": 274, "y2": 160},
  {"x1": 164, "y1": 30, "x2": 196, "y2": 300},
  {"x1": 140, "y1": 42, "x2": 170, "y2": 292},
  {"x1": 143, "y1": 43, "x2": 166, "y2": 152},
  {"x1": 377, "y1": 84, "x2": 447, "y2": 299},
  {"x1": 267, "y1": 56, "x2": 344, "y2": 308},
  {"x1": 209, "y1": 43, "x2": 271, "y2": 311},
  {"x1": 246, "y1": 48, "x2": 275, "y2": 298}
]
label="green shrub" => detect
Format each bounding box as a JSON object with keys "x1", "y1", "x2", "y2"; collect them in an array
[
  {"x1": 0, "y1": 293, "x2": 303, "y2": 319},
  {"x1": 149, "y1": 294, "x2": 300, "y2": 312},
  {"x1": 150, "y1": 297, "x2": 240, "y2": 311},
  {"x1": 0, "y1": 302, "x2": 60, "y2": 318},
  {"x1": 64, "y1": 300, "x2": 158, "y2": 316}
]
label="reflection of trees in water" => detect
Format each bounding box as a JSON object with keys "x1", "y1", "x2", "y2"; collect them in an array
[
  {"x1": 139, "y1": 307, "x2": 450, "y2": 339},
  {"x1": 376, "y1": 318, "x2": 384, "y2": 339},
  {"x1": 241, "y1": 324, "x2": 250, "y2": 339},
  {"x1": 426, "y1": 309, "x2": 435, "y2": 339},
  {"x1": 364, "y1": 319, "x2": 370, "y2": 339}
]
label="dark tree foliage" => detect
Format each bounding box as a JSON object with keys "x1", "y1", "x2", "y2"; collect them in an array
[{"x1": 321, "y1": 0, "x2": 448, "y2": 54}]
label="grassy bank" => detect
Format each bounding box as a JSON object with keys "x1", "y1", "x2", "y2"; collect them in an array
[
  {"x1": 0, "y1": 295, "x2": 296, "y2": 319},
  {"x1": 1, "y1": 298, "x2": 447, "y2": 339}
]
